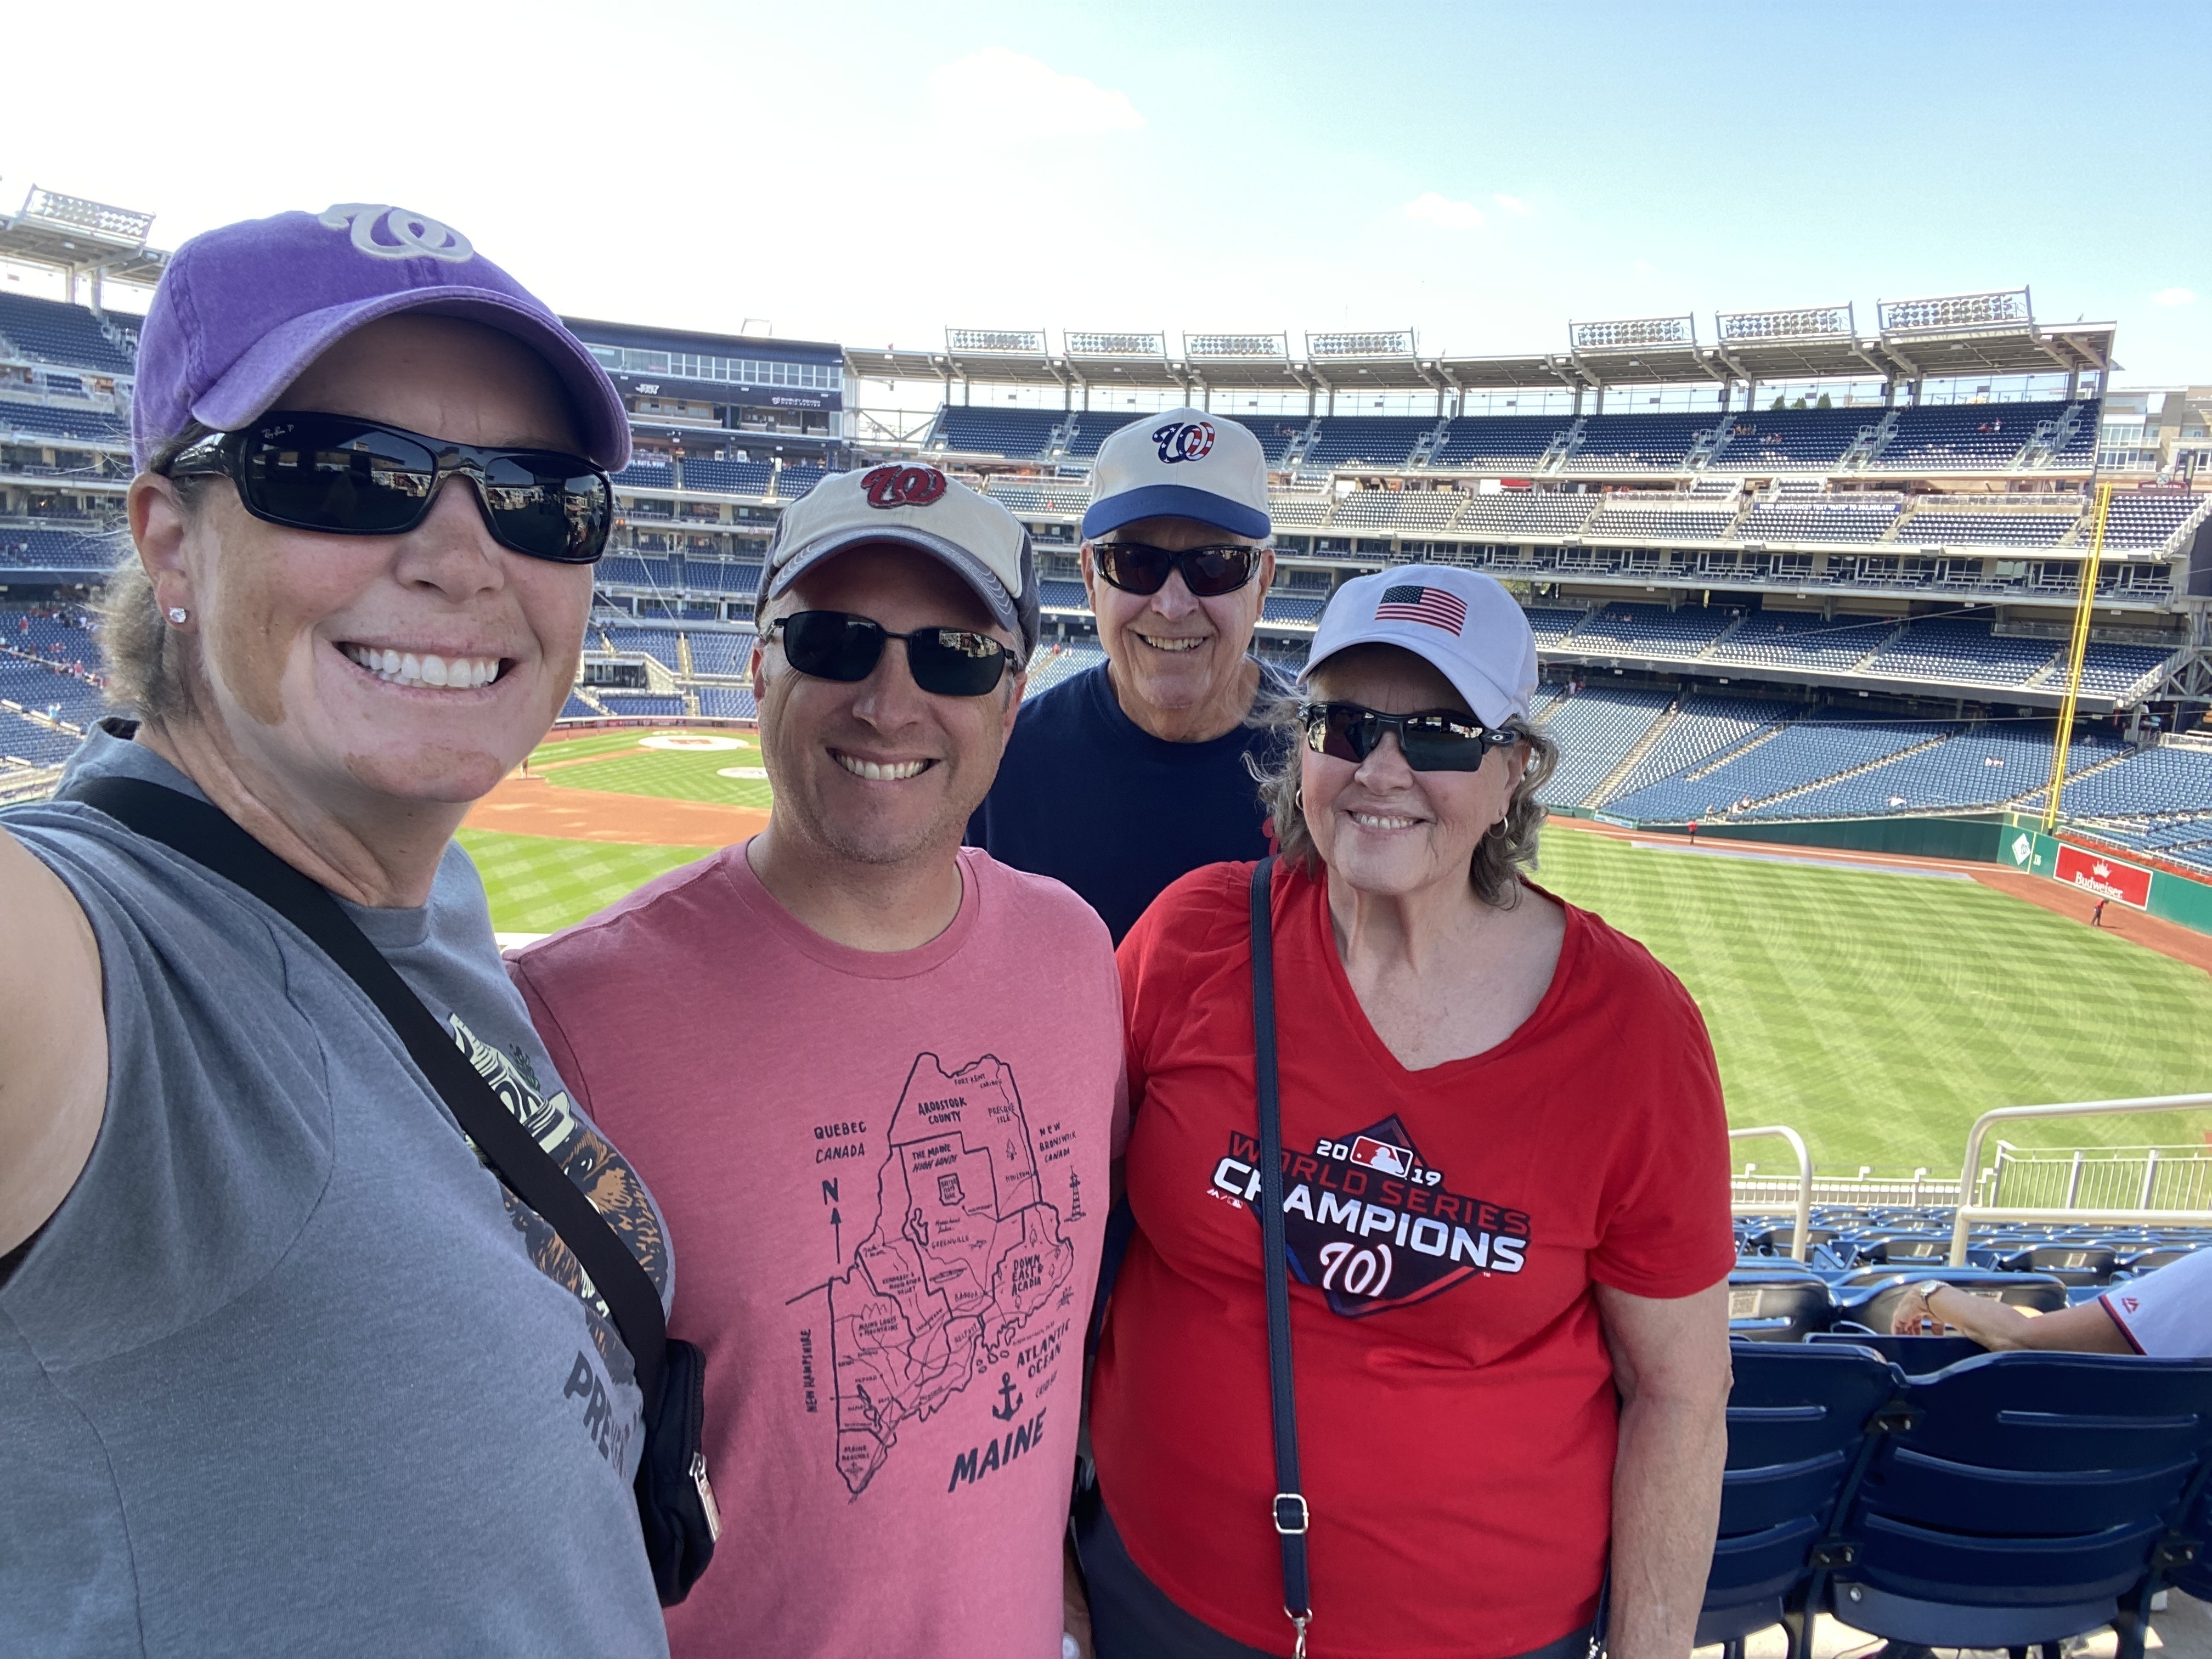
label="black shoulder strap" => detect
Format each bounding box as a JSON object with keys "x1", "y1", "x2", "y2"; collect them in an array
[
  {"x1": 64, "y1": 774, "x2": 667, "y2": 1407},
  {"x1": 1248, "y1": 855, "x2": 1312, "y2": 1656}
]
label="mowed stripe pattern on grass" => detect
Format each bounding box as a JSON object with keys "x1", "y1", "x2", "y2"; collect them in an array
[
  {"x1": 458, "y1": 829, "x2": 710, "y2": 936},
  {"x1": 1535, "y1": 828, "x2": 2212, "y2": 1167},
  {"x1": 543, "y1": 743, "x2": 774, "y2": 809}
]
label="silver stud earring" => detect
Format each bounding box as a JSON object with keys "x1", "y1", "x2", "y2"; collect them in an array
[{"x1": 166, "y1": 607, "x2": 189, "y2": 625}]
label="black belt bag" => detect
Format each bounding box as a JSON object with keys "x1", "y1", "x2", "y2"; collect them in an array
[{"x1": 68, "y1": 774, "x2": 720, "y2": 1605}]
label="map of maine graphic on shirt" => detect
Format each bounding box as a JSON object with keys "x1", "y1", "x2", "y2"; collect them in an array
[{"x1": 819, "y1": 1051, "x2": 1075, "y2": 1497}]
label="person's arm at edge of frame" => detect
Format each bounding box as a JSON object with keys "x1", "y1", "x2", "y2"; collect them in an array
[
  {"x1": 0, "y1": 825, "x2": 108, "y2": 1260},
  {"x1": 1595, "y1": 1278, "x2": 1733, "y2": 1659},
  {"x1": 1889, "y1": 1282, "x2": 2133, "y2": 1351}
]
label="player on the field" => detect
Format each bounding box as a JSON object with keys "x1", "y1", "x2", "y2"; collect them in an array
[
  {"x1": 968, "y1": 409, "x2": 1285, "y2": 943},
  {"x1": 511, "y1": 470, "x2": 1124, "y2": 1659}
]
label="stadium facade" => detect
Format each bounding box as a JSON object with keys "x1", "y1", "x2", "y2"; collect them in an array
[{"x1": 4, "y1": 185, "x2": 2212, "y2": 866}]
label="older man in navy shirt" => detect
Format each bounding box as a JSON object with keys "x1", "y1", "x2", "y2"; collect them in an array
[{"x1": 968, "y1": 410, "x2": 1286, "y2": 941}]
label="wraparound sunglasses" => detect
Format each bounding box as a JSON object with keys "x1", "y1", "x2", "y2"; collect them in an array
[
  {"x1": 1300, "y1": 701, "x2": 1522, "y2": 772},
  {"x1": 768, "y1": 610, "x2": 1012, "y2": 697},
  {"x1": 161, "y1": 410, "x2": 614, "y2": 564},
  {"x1": 1091, "y1": 538, "x2": 1262, "y2": 598}
]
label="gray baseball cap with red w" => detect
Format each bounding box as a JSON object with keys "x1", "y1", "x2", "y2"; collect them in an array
[{"x1": 129, "y1": 204, "x2": 629, "y2": 472}]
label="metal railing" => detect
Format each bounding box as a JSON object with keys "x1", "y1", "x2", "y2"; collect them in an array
[
  {"x1": 1729, "y1": 1126, "x2": 1812, "y2": 1260},
  {"x1": 1985, "y1": 1142, "x2": 2212, "y2": 1211},
  {"x1": 1947, "y1": 1094, "x2": 2212, "y2": 1265}
]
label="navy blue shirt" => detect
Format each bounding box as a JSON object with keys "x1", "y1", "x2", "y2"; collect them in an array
[{"x1": 969, "y1": 661, "x2": 1289, "y2": 944}]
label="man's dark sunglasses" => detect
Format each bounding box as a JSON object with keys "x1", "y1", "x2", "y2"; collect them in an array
[
  {"x1": 162, "y1": 410, "x2": 613, "y2": 565},
  {"x1": 1301, "y1": 701, "x2": 1522, "y2": 772},
  {"x1": 1092, "y1": 538, "x2": 1261, "y2": 598},
  {"x1": 769, "y1": 610, "x2": 1011, "y2": 697}
]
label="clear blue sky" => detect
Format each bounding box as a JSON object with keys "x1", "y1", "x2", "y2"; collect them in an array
[{"x1": 3, "y1": 1, "x2": 2205, "y2": 381}]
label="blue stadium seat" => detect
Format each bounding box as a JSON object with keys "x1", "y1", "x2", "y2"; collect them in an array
[
  {"x1": 0, "y1": 294, "x2": 136, "y2": 374},
  {"x1": 932, "y1": 407, "x2": 1061, "y2": 458},
  {"x1": 1429, "y1": 415, "x2": 1574, "y2": 470},
  {"x1": 1299, "y1": 416, "x2": 1432, "y2": 470},
  {"x1": 1564, "y1": 412, "x2": 1714, "y2": 472},
  {"x1": 0, "y1": 398, "x2": 131, "y2": 444},
  {"x1": 1872, "y1": 402, "x2": 2072, "y2": 472},
  {"x1": 1709, "y1": 409, "x2": 1883, "y2": 472},
  {"x1": 680, "y1": 456, "x2": 773, "y2": 495},
  {"x1": 1818, "y1": 1351, "x2": 2212, "y2": 1656},
  {"x1": 1699, "y1": 1343, "x2": 1901, "y2": 1652}
]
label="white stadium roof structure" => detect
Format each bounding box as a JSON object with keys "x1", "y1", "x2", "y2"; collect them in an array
[
  {"x1": 0, "y1": 186, "x2": 170, "y2": 295},
  {"x1": 845, "y1": 292, "x2": 2115, "y2": 407}
]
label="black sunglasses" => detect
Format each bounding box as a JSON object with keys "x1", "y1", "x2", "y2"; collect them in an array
[
  {"x1": 1300, "y1": 702, "x2": 1522, "y2": 772},
  {"x1": 162, "y1": 410, "x2": 613, "y2": 565},
  {"x1": 1091, "y1": 538, "x2": 1261, "y2": 598},
  {"x1": 769, "y1": 610, "x2": 1012, "y2": 698}
]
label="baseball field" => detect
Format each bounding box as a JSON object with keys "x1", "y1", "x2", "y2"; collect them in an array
[{"x1": 460, "y1": 729, "x2": 2212, "y2": 1172}]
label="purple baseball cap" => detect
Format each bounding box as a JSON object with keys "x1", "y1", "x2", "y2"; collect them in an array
[{"x1": 130, "y1": 204, "x2": 629, "y2": 472}]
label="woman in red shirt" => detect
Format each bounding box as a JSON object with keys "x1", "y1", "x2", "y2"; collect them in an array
[{"x1": 1076, "y1": 566, "x2": 1736, "y2": 1659}]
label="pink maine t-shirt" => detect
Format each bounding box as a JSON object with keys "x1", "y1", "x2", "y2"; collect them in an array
[{"x1": 510, "y1": 843, "x2": 1124, "y2": 1659}]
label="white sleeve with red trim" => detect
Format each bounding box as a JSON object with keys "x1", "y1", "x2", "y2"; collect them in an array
[{"x1": 2101, "y1": 1249, "x2": 2212, "y2": 1357}]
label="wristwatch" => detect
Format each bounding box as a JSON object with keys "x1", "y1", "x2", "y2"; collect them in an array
[{"x1": 1911, "y1": 1279, "x2": 1951, "y2": 1312}]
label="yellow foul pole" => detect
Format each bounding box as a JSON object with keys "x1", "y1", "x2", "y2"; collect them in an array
[{"x1": 2042, "y1": 481, "x2": 2113, "y2": 833}]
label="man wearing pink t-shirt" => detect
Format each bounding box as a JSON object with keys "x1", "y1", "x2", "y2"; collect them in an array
[{"x1": 514, "y1": 469, "x2": 1123, "y2": 1658}]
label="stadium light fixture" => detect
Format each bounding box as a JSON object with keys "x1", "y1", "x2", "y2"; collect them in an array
[
  {"x1": 1876, "y1": 289, "x2": 2033, "y2": 334},
  {"x1": 1570, "y1": 314, "x2": 1696, "y2": 351},
  {"x1": 1183, "y1": 332, "x2": 1290, "y2": 359},
  {"x1": 1306, "y1": 329, "x2": 1417, "y2": 358},
  {"x1": 1716, "y1": 303, "x2": 1856, "y2": 342},
  {"x1": 1064, "y1": 330, "x2": 1166, "y2": 358},
  {"x1": 945, "y1": 327, "x2": 1047, "y2": 355}
]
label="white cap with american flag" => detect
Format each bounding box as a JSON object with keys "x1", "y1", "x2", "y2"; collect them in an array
[{"x1": 1300, "y1": 564, "x2": 1538, "y2": 726}]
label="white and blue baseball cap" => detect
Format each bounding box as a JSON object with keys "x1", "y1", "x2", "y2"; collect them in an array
[
  {"x1": 1303, "y1": 566, "x2": 1537, "y2": 727},
  {"x1": 1083, "y1": 408, "x2": 1272, "y2": 540}
]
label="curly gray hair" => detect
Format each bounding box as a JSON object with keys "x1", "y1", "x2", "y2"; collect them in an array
[{"x1": 1249, "y1": 670, "x2": 1558, "y2": 909}]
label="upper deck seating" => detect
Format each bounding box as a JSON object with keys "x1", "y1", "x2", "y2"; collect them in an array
[
  {"x1": 1872, "y1": 401, "x2": 2072, "y2": 471},
  {"x1": 1602, "y1": 696, "x2": 1797, "y2": 803},
  {"x1": 2100, "y1": 492, "x2": 2201, "y2": 549},
  {"x1": 1455, "y1": 492, "x2": 1597, "y2": 539},
  {"x1": 1427, "y1": 415, "x2": 1574, "y2": 471},
  {"x1": 1058, "y1": 411, "x2": 1145, "y2": 459},
  {"x1": 611, "y1": 458, "x2": 676, "y2": 490},
  {"x1": 1710, "y1": 613, "x2": 1897, "y2": 673},
  {"x1": 0, "y1": 294, "x2": 136, "y2": 374},
  {"x1": 1587, "y1": 504, "x2": 1739, "y2": 541},
  {"x1": 1895, "y1": 510, "x2": 2079, "y2": 548},
  {"x1": 1563, "y1": 413, "x2": 1712, "y2": 472},
  {"x1": 1707, "y1": 408, "x2": 1882, "y2": 472},
  {"x1": 1737, "y1": 501, "x2": 1901, "y2": 542},
  {"x1": 933, "y1": 407, "x2": 1059, "y2": 458},
  {"x1": 1566, "y1": 603, "x2": 1736, "y2": 658},
  {"x1": 0, "y1": 399, "x2": 129, "y2": 444},
  {"x1": 1329, "y1": 491, "x2": 1468, "y2": 532},
  {"x1": 1860, "y1": 618, "x2": 2059, "y2": 686},
  {"x1": 680, "y1": 458, "x2": 772, "y2": 495},
  {"x1": 0, "y1": 529, "x2": 111, "y2": 571},
  {"x1": 1299, "y1": 416, "x2": 1433, "y2": 471},
  {"x1": 774, "y1": 464, "x2": 826, "y2": 499}
]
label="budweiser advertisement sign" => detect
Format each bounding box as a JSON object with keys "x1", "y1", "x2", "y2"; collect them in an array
[{"x1": 2055, "y1": 844, "x2": 2152, "y2": 909}]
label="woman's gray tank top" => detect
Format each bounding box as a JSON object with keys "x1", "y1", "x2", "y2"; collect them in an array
[{"x1": 0, "y1": 726, "x2": 673, "y2": 1657}]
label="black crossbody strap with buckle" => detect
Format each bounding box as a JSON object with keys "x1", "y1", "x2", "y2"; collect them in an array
[
  {"x1": 67, "y1": 774, "x2": 672, "y2": 1401},
  {"x1": 1248, "y1": 855, "x2": 1313, "y2": 1656},
  {"x1": 61, "y1": 775, "x2": 721, "y2": 1605}
]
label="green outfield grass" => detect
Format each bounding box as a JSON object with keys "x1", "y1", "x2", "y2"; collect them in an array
[
  {"x1": 458, "y1": 828, "x2": 710, "y2": 935},
  {"x1": 533, "y1": 733, "x2": 774, "y2": 809},
  {"x1": 1533, "y1": 829, "x2": 2212, "y2": 1169},
  {"x1": 465, "y1": 740, "x2": 2212, "y2": 1167}
]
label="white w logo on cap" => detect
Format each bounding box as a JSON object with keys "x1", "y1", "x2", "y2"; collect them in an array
[{"x1": 318, "y1": 204, "x2": 475, "y2": 263}]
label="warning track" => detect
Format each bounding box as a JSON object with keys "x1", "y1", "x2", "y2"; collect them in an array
[{"x1": 462, "y1": 773, "x2": 768, "y2": 848}]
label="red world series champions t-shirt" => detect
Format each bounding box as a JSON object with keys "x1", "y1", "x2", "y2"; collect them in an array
[{"x1": 1090, "y1": 859, "x2": 1736, "y2": 1659}]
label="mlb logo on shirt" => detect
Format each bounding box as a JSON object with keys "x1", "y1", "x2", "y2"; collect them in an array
[
  {"x1": 1374, "y1": 584, "x2": 1469, "y2": 636},
  {"x1": 1348, "y1": 1136, "x2": 1412, "y2": 1177}
]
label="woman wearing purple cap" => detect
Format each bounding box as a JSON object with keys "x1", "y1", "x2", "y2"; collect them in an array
[
  {"x1": 1071, "y1": 567, "x2": 1735, "y2": 1659},
  {"x1": 0, "y1": 207, "x2": 681, "y2": 1654}
]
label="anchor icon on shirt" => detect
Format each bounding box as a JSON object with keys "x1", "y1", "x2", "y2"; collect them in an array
[{"x1": 991, "y1": 1370, "x2": 1023, "y2": 1422}]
